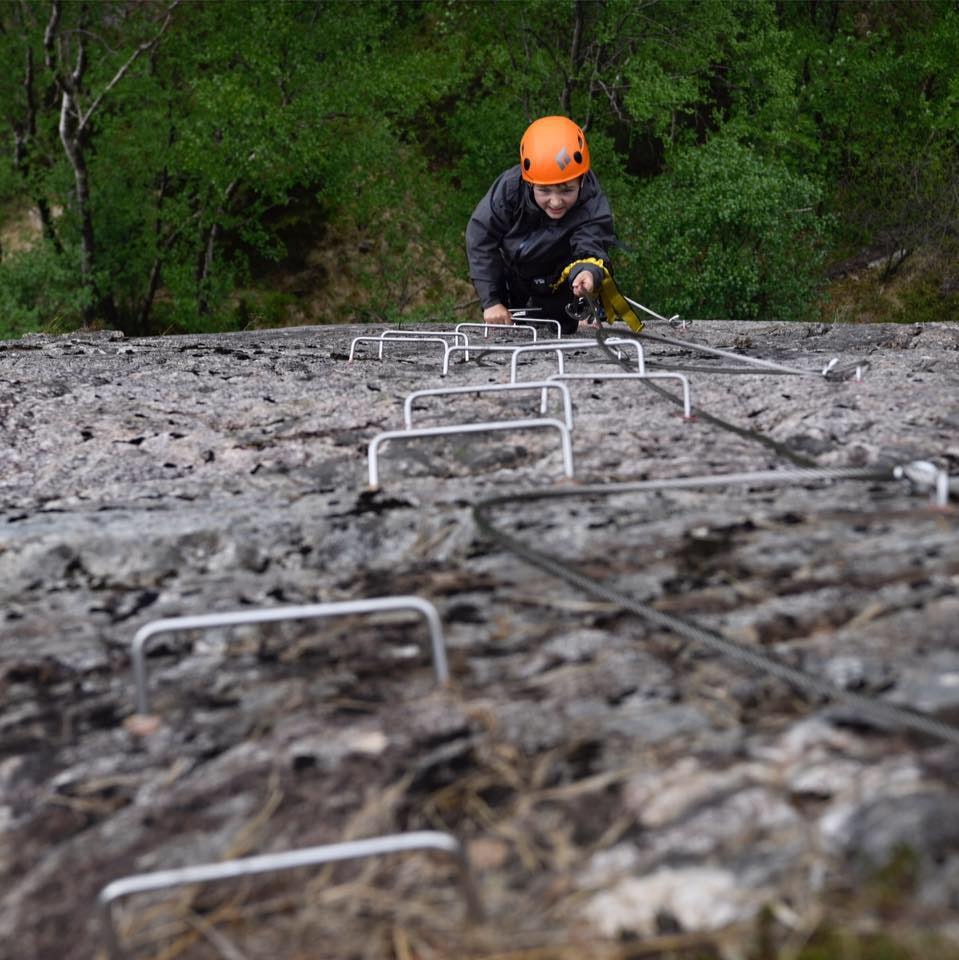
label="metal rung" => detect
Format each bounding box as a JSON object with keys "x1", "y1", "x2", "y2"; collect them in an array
[
  {"x1": 403, "y1": 381, "x2": 574, "y2": 430},
  {"x1": 349, "y1": 335, "x2": 453, "y2": 363},
  {"x1": 442, "y1": 343, "x2": 565, "y2": 377},
  {"x1": 98, "y1": 831, "x2": 483, "y2": 960},
  {"x1": 508, "y1": 311, "x2": 563, "y2": 338},
  {"x1": 368, "y1": 418, "x2": 574, "y2": 488},
  {"x1": 377, "y1": 329, "x2": 469, "y2": 360},
  {"x1": 454, "y1": 322, "x2": 538, "y2": 342},
  {"x1": 550, "y1": 371, "x2": 693, "y2": 419},
  {"x1": 509, "y1": 339, "x2": 645, "y2": 382},
  {"x1": 131, "y1": 597, "x2": 449, "y2": 716}
]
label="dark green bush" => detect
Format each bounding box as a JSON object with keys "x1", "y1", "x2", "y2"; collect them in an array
[
  {"x1": 0, "y1": 244, "x2": 91, "y2": 340},
  {"x1": 616, "y1": 137, "x2": 831, "y2": 322}
]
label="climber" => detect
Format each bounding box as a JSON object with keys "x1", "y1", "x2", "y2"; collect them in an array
[{"x1": 465, "y1": 115, "x2": 642, "y2": 336}]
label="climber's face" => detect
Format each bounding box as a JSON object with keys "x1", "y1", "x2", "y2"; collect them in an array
[{"x1": 532, "y1": 179, "x2": 581, "y2": 219}]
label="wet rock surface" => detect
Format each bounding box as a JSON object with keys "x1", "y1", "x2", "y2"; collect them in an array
[{"x1": 1, "y1": 319, "x2": 958, "y2": 959}]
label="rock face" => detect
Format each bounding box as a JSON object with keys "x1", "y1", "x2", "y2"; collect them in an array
[{"x1": 1, "y1": 319, "x2": 958, "y2": 960}]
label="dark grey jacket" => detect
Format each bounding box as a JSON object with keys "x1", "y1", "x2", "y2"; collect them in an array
[{"x1": 465, "y1": 164, "x2": 616, "y2": 309}]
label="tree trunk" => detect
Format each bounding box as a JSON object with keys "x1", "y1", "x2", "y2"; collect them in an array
[
  {"x1": 196, "y1": 177, "x2": 240, "y2": 317},
  {"x1": 58, "y1": 91, "x2": 93, "y2": 281},
  {"x1": 13, "y1": 38, "x2": 64, "y2": 253},
  {"x1": 58, "y1": 82, "x2": 117, "y2": 325},
  {"x1": 50, "y1": 0, "x2": 177, "y2": 328},
  {"x1": 560, "y1": 0, "x2": 586, "y2": 116}
]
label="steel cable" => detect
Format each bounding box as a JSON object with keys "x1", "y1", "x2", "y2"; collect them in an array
[
  {"x1": 471, "y1": 326, "x2": 959, "y2": 747},
  {"x1": 593, "y1": 325, "x2": 822, "y2": 467}
]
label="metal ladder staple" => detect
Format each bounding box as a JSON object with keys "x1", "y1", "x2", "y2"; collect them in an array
[
  {"x1": 441, "y1": 343, "x2": 566, "y2": 377},
  {"x1": 454, "y1": 321, "x2": 539, "y2": 342},
  {"x1": 98, "y1": 830, "x2": 483, "y2": 960},
  {"x1": 508, "y1": 311, "x2": 563, "y2": 338},
  {"x1": 349, "y1": 335, "x2": 455, "y2": 364},
  {"x1": 375, "y1": 328, "x2": 470, "y2": 359},
  {"x1": 509, "y1": 338, "x2": 646, "y2": 382},
  {"x1": 367, "y1": 418, "x2": 574, "y2": 489},
  {"x1": 403, "y1": 381, "x2": 574, "y2": 431},
  {"x1": 130, "y1": 596, "x2": 450, "y2": 716}
]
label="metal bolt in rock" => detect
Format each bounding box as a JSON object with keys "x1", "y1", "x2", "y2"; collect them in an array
[
  {"x1": 893, "y1": 460, "x2": 953, "y2": 508},
  {"x1": 403, "y1": 381, "x2": 574, "y2": 430},
  {"x1": 368, "y1": 418, "x2": 574, "y2": 488},
  {"x1": 99, "y1": 831, "x2": 484, "y2": 960},
  {"x1": 131, "y1": 597, "x2": 449, "y2": 716}
]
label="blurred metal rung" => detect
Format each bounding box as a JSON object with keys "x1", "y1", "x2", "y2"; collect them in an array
[
  {"x1": 131, "y1": 597, "x2": 449, "y2": 715},
  {"x1": 403, "y1": 381, "x2": 574, "y2": 430},
  {"x1": 368, "y1": 418, "x2": 574, "y2": 487},
  {"x1": 99, "y1": 831, "x2": 483, "y2": 960}
]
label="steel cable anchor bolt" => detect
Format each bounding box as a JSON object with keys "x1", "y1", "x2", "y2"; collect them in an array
[{"x1": 893, "y1": 460, "x2": 952, "y2": 509}]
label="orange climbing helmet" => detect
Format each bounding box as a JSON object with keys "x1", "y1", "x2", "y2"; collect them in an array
[{"x1": 519, "y1": 116, "x2": 591, "y2": 185}]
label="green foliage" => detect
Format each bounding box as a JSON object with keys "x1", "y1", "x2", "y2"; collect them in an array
[
  {"x1": 782, "y1": 0, "x2": 959, "y2": 250},
  {"x1": 0, "y1": 241, "x2": 91, "y2": 340},
  {"x1": 760, "y1": 923, "x2": 959, "y2": 960},
  {"x1": 617, "y1": 137, "x2": 830, "y2": 321},
  {"x1": 231, "y1": 289, "x2": 304, "y2": 332}
]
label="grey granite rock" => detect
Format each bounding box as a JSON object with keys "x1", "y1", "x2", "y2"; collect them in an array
[{"x1": 2, "y1": 320, "x2": 959, "y2": 958}]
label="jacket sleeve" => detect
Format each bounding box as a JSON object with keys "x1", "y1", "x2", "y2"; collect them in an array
[{"x1": 465, "y1": 169, "x2": 517, "y2": 309}]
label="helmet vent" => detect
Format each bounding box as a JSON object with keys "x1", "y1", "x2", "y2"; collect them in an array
[{"x1": 573, "y1": 151, "x2": 583, "y2": 164}]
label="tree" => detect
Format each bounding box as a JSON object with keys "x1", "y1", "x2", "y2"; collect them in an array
[
  {"x1": 0, "y1": 0, "x2": 436, "y2": 334},
  {"x1": 617, "y1": 136, "x2": 828, "y2": 320},
  {"x1": 779, "y1": 0, "x2": 959, "y2": 263},
  {"x1": 1, "y1": 1, "x2": 179, "y2": 327}
]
